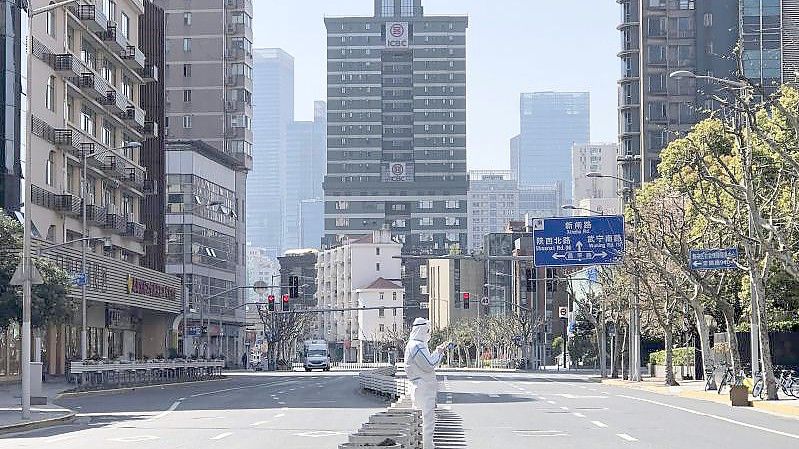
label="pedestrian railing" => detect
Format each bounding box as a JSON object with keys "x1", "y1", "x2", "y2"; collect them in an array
[
  {"x1": 67, "y1": 360, "x2": 225, "y2": 390},
  {"x1": 334, "y1": 362, "x2": 392, "y2": 370}
]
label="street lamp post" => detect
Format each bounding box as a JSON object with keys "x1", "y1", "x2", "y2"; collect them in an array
[
  {"x1": 562, "y1": 204, "x2": 604, "y2": 216},
  {"x1": 586, "y1": 171, "x2": 642, "y2": 381},
  {"x1": 80, "y1": 142, "x2": 140, "y2": 362},
  {"x1": 669, "y1": 70, "x2": 761, "y2": 380},
  {"x1": 20, "y1": 0, "x2": 79, "y2": 420}
]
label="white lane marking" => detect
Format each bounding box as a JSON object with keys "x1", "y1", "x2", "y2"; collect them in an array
[
  {"x1": 77, "y1": 411, "x2": 158, "y2": 417},
  {"x1": 211, "y1": 432, "x2": 233, "y2": 440},
  {"x1": 250, "y1": 420, "x2": 271, "y2": 426},
  {"x1": 151, "y1": 400, "x2": 181, "y2": 420},
  {"x1": 109, "y1": 435, "x2": 160, "y2": 442},
  {"x1": 538, "y1": 396, "x2": 547, "y2": 400},
  {"x1": 617, "y1": 433, "x2": 638, "y2": 442},
  {"x1": 513, "y1": 430, "x2": 568, "y2": 437},
  {"x1": 555, "y1": 394, "x2": 609, "y2": 399},
  {"x1": 489, "y1": 394, "x2": 500, "y2": 398},
  {"x1": 190, "y1": 380, "x2": 294, "y2": 398},
  {"x1": 278, "y1": 401, "x2": 286, "y2": 405},
  {"x1": 560, "y1": 406, "x2": 569, "y2": 410},
  {"x1": 591, "y1": 420, "x2": 608, "y2": 428},
  {"x1": 274, "y1": 413, "x2": 285, "y2": 418},
  {"x1": 618, "y1": 394, "x2": 799, "y2": 440},
  {"x1": 547, "y1": 400, "x2": 557, "y2": 405},
  {"x1": 573, "y1": 412, "x2": 586, "y2": 418}
]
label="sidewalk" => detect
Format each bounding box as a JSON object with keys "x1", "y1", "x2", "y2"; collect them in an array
[
  {"x1": 600, "y1": 376, "x2": 799, "y2": 419},
  {"x1": 0, "y1": 379, "x2": 76, "y2": 434}
]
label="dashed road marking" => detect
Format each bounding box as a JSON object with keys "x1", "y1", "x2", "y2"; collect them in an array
[
  {"x1": 547, "y1": 400, "x2": 556, "y2": 405},
  {"x1": 250, "y1": 420, "x2": 271, "y2": 426},
  {"x1": 274, "y1": 413, "x2": 286, "y2": 418},
  {"x1": 210, "y1": 432, "x2": 233, "y2": 440},
  {"x1": 591, "y1": 420, "x2": 608, "y2": 428},
  {"x1": 617, "y1": 433, "x2": 638, "y2": 442},
  {"x1": 560, "y1": 406, "x2": 569, "y2": 410},
  {"x1": 573, "y1": 412, "x2": 586, "y2": 418}
]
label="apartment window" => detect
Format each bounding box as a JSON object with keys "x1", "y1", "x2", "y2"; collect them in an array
[
  {"x1": 122, "y1": 195, "x2": 133, "y2": 218},
  {"x1": 45, "y1": 76, "x2": 55, "y2": 111},
  {"x1": 183, "y1": 90, "x2": 192, "y2": 102},
  {"x1": 335, "y1": 201, "x2": 349, "y2": 210},
  {"x1": 703, "y1": 12, "x2": 712, "y2": 27},
  {"x1": 183, "y1": 64, "x2": 192, "y2": 77},
  {"x1": 66, "y1": 26, "x2": 74, "y2": 51},
  {"x1": 401, "y1": 0, "x2": 414, "y2": 16},
  {"x1": 376, "y1": 263, "x2": 381, "y2": 272},
  {"x1": 80, "y1": 107, "x2": 96, "y2": 136},
  {"x1": 376, "y1": 247, "x2": 380, "y2": 256},
  {"x1": 103, "y1": 60, "x2": 116, "y2": 85},
  {"x1": 123, "y1": 76, "x2": 133, "y2": 100},
  {"x1": 418, "y1": 200, "x2": 433, "y2": 209},
  {"x1": 46, "y1": 8, "x2": 55, "y2": 37},
  {"x1": 81, "y1": 41, "x2": 96, "y2": 70},
  {"x1": 392, "y1": 219, "x2": 406, "y2": 228},
  {"x1": 66, "y1": 96, "x2": 74, "y2": 122},
  {"x1": 419, "y1": 233, "x2": 433, "y2": 242},
  {"x1": 120, "y1": 12, "x2": 130, "y2": 40},
  {"x1": 419, "y1": 217, "x2": 433, "y2": 226},
  {"x1": 392, "y1": 292, "x2": 397, "y2": 301},
  {"x1": 378, "y1": 308, "x2": 385, "y2": 317},
  {"x1": 335, "y1": 217, "x2": 349, "y2": 227},
  {"x1": 445, "y1": 217, "x2": 459, "y2": 226},
  {"x1": 379, "y1": 324, "x2": 385, "y2": 332},
  {"x1": 183, "y1": 12, "x2": 192, "y2": 26},
  {"x1": 46, "y1": 152, "x2": 55, "y2": 186},
  {"x1": 381, "y1": 0, "x2": 393, "y2": 17},
  {"x1": 445, "y1": 200, "x2": 460, "y2": 209},
  {"x1": 101, "y1": 124, "x2": 115, "y2": 146},
  {"x1": 182, "y1": 115, "x2": 192, "y2": 128},
  {"x1": 103, "y1": 0, "x2": 116, "y2": 20},
  {"x1": 183, "y1": 38, "x2": 192, "y2": 52}
]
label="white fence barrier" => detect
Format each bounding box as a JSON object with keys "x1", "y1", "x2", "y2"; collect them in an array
[
  {"x1": 67, "y1": 360, "x2": 225, "y2": 389},
  {"x1": 358, "y1": 365, "x2": 411, "y2": 399}
]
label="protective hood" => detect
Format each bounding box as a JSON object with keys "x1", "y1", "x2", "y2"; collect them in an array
[{"x1": 409, "y1": 317, "x2": 431, "y2": 343}]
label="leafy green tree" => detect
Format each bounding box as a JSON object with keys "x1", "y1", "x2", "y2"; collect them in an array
[{"x1": 0, "y1": 210, "x2": 73, "y2": 330}]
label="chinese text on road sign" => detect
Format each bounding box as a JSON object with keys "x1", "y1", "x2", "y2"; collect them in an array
[{"x1": 533, "y1": 216, "x2": 625, "y2": 267}]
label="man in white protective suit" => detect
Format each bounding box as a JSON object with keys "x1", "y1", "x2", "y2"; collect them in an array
[{"x1": 404, "y1": 317, "x2": 449, "y2": 449}]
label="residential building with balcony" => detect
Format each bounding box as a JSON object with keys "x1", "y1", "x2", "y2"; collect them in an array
[
  {"x1": 315, "y1": 229, "x2": 402, "y2": 362},
  {"x1": 571, "y1": 143, "x2": 620, "y2": 215},
  {"x1": 467, "y1": 170, "x2": 519, "y2": 254},
  {"x1": 24, "y1": 0, "x2": 180, "y2": 376},
  {"x1": 617, "y1": 0, "x2": 737, "y2": 185}
]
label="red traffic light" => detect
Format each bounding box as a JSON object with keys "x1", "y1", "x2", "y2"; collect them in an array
[
  {"x1": 267, "y1": 294, "x2": 275, "y2": 303},
  {"x1": 462, "y1": 292, "x2": 470, "y2": 300},
  {"x1": 282, "y1": 294, "x2": 289, "y2": 303}
]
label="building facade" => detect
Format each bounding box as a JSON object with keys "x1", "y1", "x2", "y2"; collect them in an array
[
  {"x1": 617, "y1": 0, "x2": 737, "y2": 186},
  {"x1": 517, "y1": 182, "x2": 563, "y2": 222},
  {"x1": 571, "y1": 143, "x2": 619, "y2": 215},
  {"x1": 467, "y1": 170, "x2": 518, "y2": 253},
  {"x1": 284, "y1": 103, "x2": 327, "y2": 250},
  {"x1": 323, "y1": 0, "x2": 469, "y2": 321},
  {"x1": 23, "y1": 0, "x2": 180, "y2": 376},
  {"x1": 427, "y1": 258, "x2": 482, "y2": 331},
  {"x1": 356, "y1": 278, "x2": 404, "y2": 363},
  {"x1": 315, "y1": 230, "x2": 402, "y2": 362},
  {"x1": 515, "y1": 92, "x2": 590, "y2": 201},
  {"x1": 159, "y1": 0, "x2": 253, "y2": 364},
  {"x1": 165, "y1": 140, "x2": 245, "y2": 361},
  {"x1": 0, "y1": 0, "x2": 23, "y2": 213},
  {"x1": 250, "y1": 48, "x2": 293, "y2": 255},
  {"x1": 278, "y1": 249, "x2": 319, "y2": 310}
]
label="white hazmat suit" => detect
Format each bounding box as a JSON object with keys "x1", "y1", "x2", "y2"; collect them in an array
[{"x1": 404, "y1": 317, "x2": 446, "y2": 449}]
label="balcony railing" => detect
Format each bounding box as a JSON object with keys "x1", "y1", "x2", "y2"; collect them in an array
[
  {"x1": 102, "y1": 24, "x2": 128, "y2": 52},
  {"x1": 120, "y1": 45, "x2": 145, "y2": 70},
  {"x1": 51, "y1": 54, "x2": 83, "y2": 77},
  {"x1": 73, "y1": 4, "x2": 107, "y2": 33},
  {"x1": 86, "y1": 205, "x2": 107, "y2": 226},
  {"x1": 143, "y1": 121, "x2": 158, "y2": 138},
  {"x1": 102, "y1": 90, "x2": 128, "y2": 114},
  {"x1": 71, "y1": 73, "x2": 110, "y2": 102},
  {"x1": 31, "y1": 185, "x2": 81, "y2": 216},
  {"x1": 125, "y1": 222, "x2": 146, "y2": 240},
  {"x1": 102, "y1": 155, "x2": 127, "y2": 180},
  {"x1": 124, "y1": 167, "x2": 146, "y2": 190},
  {"x1": 121, "y1": 106, "x2": 146, "y2": 128},
  {"x1": 139, "y1": 64, "x2": 158, "y2": 83}
]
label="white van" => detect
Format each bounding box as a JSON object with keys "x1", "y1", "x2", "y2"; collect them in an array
[{"x1": 303, "y1": 340, "x2": 330, "y2": 372}]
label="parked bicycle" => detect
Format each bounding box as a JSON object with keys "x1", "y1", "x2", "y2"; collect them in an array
[
  {"x1": 752, "y1": 368, "x2": 799, "y2": 399},
  {"x1": 717, "y1": 363, "x2": 744, "y2": 395}
]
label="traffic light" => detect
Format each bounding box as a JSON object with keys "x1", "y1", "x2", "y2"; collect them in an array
[
  {"x1": 462, "y1": 292, "x2": 470, "y2": 310},
  {"x1": 282, "y1": 293, "x2": 290, "y2": 310},
  {"x1": 289, "y1": 275, "x2": 299, "y2": 298},
  {"x1": 267, "y1": 294, "x2": 275, "y2": 311}
]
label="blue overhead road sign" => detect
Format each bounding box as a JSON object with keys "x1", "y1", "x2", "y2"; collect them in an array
[
  {"x1": 533, "y1": 216, "x2": 625, "y2": 267},
  {"x1": 689, "y1": 248, "x2": 738, "y2": 270}
]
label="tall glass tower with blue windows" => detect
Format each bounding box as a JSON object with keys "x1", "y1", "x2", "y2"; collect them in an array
[{"x1": 740, "y1": 0, "x2": 799, "y2": 95}]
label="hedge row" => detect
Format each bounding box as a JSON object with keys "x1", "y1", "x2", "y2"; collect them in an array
[{"x1": 648, "y1": 347, "x2": 695, "y2": 366}]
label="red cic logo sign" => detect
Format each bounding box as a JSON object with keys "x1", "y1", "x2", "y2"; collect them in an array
[
  {"x1": 391, "y1": 163, "x2": 405, "y2": 176},
  {"x1": 385, "y1": 22, "x2": 409, "y2": 48}
]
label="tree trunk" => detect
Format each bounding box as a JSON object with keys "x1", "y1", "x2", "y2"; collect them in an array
[
  {"x1": 718, "y1": 301, "x2": 742, "y2": 370},
  {"x1": 664, "y1": 327, "x2": 680, "y2": 386},
  {"x1": 690, "y1": 298, "x2": 716, "y2": 388},
  {"x1": 753, "y1": 276, "x2": 779, "y2": 400}
]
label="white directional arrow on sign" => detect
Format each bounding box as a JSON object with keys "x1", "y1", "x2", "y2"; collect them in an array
[{"x1": 575, "y1": 241, "x2": 584, "y2": 251}]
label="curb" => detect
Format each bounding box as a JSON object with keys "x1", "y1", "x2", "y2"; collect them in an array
[
  {"x1": 600, "y1": 379, "x2": 799, "y2": 419},
  {"x1": 0, "y1": 411, "x2": 76, "y2": 435},
  {"x1": 55, "y1": 377, "x2": 229, "y2": 399}
]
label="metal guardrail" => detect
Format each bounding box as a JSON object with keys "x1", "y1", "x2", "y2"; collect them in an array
[{"x1": 67, "y1": 360, "x2": 224, "y2": 390}]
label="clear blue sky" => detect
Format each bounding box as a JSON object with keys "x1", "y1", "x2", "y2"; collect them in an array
[{"x1": 255, "y1": 0, "x2": 619, "y2": 170}]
